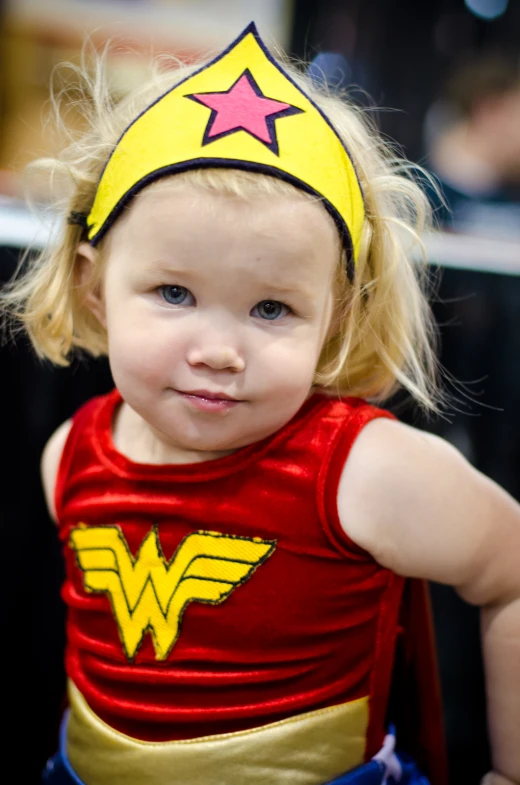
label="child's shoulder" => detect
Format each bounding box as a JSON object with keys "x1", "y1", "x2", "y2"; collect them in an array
[
  {"x1": 41, "y1": 418, "x2": 74, "y2": 522},
  {"x1": 40, "y1": 390, "x2": 116, "y2": 521},
  {"x1": 337, "y1": 417, "x2": 520, "y2": 601},
  {"x1": 338, "y1": 417, "x2": 461, "y2": 540}
]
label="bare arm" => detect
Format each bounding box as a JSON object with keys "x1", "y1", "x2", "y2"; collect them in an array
[
  {"x1": 41, "y1": 419, "x2": 72, "y2": 522},
  {"x1": 338, "y1": 418, "x2": 520, "y2": 785}
]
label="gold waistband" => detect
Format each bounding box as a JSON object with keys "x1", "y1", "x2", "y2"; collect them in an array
[{"x1": 66, "y1": 680, "x2": 368, "y2": 785}]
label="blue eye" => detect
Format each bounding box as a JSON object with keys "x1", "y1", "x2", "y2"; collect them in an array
[
  {"x1": 252, "y1": 300, "x2": 289, "y2": 320},
  {"x1": 159, "y1": 285, "x2": 194, "y2": 306}
]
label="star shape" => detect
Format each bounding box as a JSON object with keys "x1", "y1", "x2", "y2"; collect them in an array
[{"x1": 186, "y1": 69, "x2": 303, "y2": 155}]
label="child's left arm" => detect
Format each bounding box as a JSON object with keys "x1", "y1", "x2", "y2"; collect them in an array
[{"x1": 338, "y1": 418, "x2": 520, "y2": 785}]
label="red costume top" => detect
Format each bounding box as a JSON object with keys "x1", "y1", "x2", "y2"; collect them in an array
[{"x1": 56, "y1": 389, "x2": 404, "y2": 757}]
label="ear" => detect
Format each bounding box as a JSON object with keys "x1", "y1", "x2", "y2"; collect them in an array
[{"x1": 76, "y1": 242, "x2": 106, "y2": 329}]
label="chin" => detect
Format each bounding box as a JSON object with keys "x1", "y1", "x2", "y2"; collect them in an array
[{"x1": 162, "y1": 422, "x2": 248, "y2": 454}]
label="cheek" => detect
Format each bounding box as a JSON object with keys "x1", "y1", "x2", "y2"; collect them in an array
[
  {"x1": 256, "y1": 331, "x2": 323, "y2": 388},
  {"x1": 283, "y1": 307, "x2": 334, "y2": 386},
  {"x1": 105, "y1": 310, "x2": 184, "y2": 381}
]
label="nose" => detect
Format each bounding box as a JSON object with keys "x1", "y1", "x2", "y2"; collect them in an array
[{"x1": 187, "y1": 344, "x2": 245, "y2": 373}]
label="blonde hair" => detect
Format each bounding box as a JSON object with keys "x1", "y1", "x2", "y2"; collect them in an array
[{"x1": 2, "y1": 47, "x2": 440, "y2": 410}]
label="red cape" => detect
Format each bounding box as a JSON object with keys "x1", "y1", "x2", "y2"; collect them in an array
[{"x1": 389, "y1": 579, "x2": 449, "y2": 785}]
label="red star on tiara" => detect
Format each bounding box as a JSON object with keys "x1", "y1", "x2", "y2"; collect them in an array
[{"x1": 187, "y1": 69, "x2": 303, "y2": 156}]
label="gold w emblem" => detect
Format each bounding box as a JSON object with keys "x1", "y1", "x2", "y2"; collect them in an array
[{"x1": 70, "y1": 525, "x2": 276, "y2": 661}]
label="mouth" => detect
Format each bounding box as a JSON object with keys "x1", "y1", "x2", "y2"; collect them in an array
[
  {"x1": 179, "y1": 389, "x2": 240, "y2": 401},
  {"x1": 175, "y1": 389, "x2": 244, "y2": 412}
]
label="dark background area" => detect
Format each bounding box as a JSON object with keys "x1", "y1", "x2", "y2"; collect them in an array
[
  {"x1": 291, "y1": 0, "x2": 520, "y2": 163},
  {"x1": 2, "y1": 1, "x2": 520, "y2": 783}
]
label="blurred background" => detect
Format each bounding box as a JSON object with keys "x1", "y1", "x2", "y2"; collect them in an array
[{"x1": 0, "y1": 1, "x2": 519, "y2": 783}]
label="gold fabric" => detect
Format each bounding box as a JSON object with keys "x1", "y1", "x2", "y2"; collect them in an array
[{"x1": 66, "y1": 680, "x2": 368, "y2": 785}]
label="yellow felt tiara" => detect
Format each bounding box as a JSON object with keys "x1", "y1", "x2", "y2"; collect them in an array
[{"x1": 86, "y1": 23, "x2": 365, "y2": 277}]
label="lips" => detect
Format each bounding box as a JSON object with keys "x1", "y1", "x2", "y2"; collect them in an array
[
  {"x1": 178, "y1": 389, "x2": 239, "y2": 401},
  {"x1": 175, "y1": 388, "x2": 243, "y2": 413}
]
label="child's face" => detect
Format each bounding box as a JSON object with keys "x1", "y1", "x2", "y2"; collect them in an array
[{"x1": 85, "y1": 180, "x2": 340, "y2": 459}]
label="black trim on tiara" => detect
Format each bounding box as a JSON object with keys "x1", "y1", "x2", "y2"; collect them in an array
[{"x1": 88, "y1": 159, "x2": 356, "y2": 282}]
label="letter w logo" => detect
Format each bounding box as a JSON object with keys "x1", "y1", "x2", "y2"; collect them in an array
[{"x1": 70, "y1": 525, "x2": 276, "y2": 661}]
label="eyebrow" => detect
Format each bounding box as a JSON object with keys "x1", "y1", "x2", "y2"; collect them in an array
[
  {"x1": 132, "y1": 261, "x2": 194, "y2": 279},
  {"x1": 258, "y1": 281, "x2": 314, "y2": 298}
]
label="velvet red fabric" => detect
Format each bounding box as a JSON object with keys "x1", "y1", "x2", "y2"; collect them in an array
[{"x1": 56, "y1": 389, "x2": 403, "y2": 754}]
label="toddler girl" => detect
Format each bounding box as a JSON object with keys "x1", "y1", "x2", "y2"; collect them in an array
[{"x1": 4, "y1": 22, "x2": 520, "y2": 785}]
